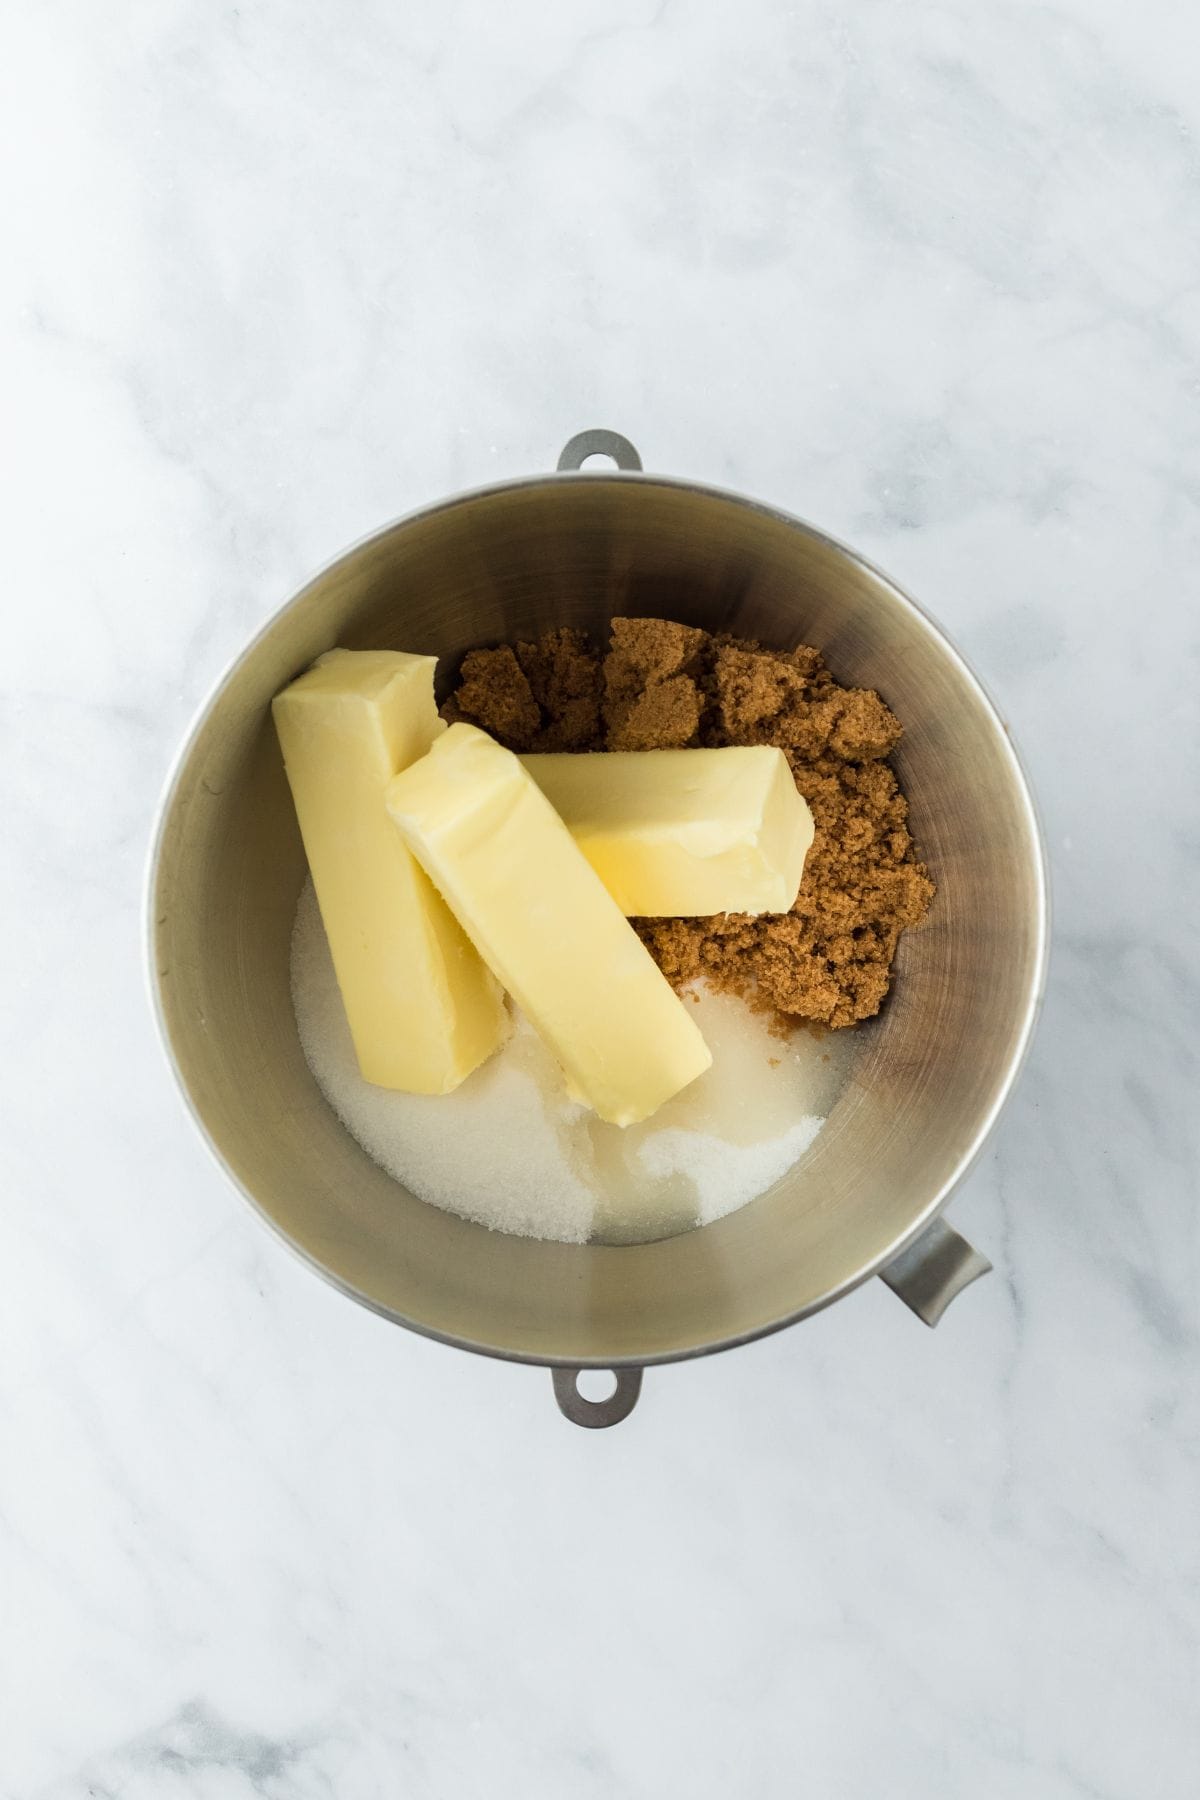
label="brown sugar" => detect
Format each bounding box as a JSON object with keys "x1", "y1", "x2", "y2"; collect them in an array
[
  {"x1": 604, "y1": 617, "x2": 706, "y2": 749},
  {"x1": 444, "y1": 616, "x2": 935, "y2": 1028},
  {"x1": 514, "y1": 627, "x2": 603, "y2": 751},
  {"x1": 445, "y1": 645, "x2": 541, "y2": 749},
  {"x1": 608, "y1": 675, "x2": 703, "y2": 751},
  {"x1": 443, "y1": 629, "x2": 603, "y2": 753}
]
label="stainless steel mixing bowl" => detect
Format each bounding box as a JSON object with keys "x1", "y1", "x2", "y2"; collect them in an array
[{"x1": 149, "y1": 429, "x2": 1048, "y2": 1427}]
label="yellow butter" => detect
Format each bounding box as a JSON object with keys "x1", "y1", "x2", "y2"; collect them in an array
[
  {"x1": 386, "y1": 724, "x2": 712, "y2": 1126},
  {"x1": 521, "y1": 746, "x2": 813, "y2": 917},
  {"x1": 273, "y1": 651, "x2": 507, "y2": 1093}
]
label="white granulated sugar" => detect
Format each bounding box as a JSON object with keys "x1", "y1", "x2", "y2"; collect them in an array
[
  {"x1": 290, "y1": 879, "x2": 847, "y2": 1246},
  {"x1": 290, "y1": 881, "x2": 593, "y2": 1242},
  {"x1": 634, "y1": 1118, "x2": 825, "y2": 1229}
]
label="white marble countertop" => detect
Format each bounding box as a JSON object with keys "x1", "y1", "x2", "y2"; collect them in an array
[{"x1": 4, "y1": 2, "x2": 1198, "y2": 1794}]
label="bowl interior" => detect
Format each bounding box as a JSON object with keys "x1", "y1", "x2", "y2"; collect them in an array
[{"x1": 152, "y1": 477, "x2": 1045, "y2": 1365}]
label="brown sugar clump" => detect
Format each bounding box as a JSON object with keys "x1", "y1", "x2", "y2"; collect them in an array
[
  {"x1": 443, "y1": 630, "x2": 605, "y2": 752},
  {"x1": 829, "y1": 689, "x2": 904, "y2": 760},
  {"x1": 605, "y1": 617, "x2": 705, "y2": 749},
  {"x1": 446, "y1": 615, "x2": 935, "y2": 1028},
  {"x1": 609, "y1": 674, "x2": 703, "y2": 751},
  {"x1": 515, "y1": 627, "x2": 604, "y2": 751},
  {"x1": 608, "y1": 616, "x2": 705, "y2": 687},
  {"x1": 711, "y1": 646, "x2": 809, "y2": 736},
  {"x1": 446, "y1": 646, "x2": 542, "y2": 749}
]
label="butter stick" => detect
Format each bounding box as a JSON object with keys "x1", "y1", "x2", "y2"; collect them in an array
[
  {"x1": 273, "y1": 651, "x2": 507, "y2": 1093},
  {"x1": 386, "y1": 724, "x2": 712, "y2": 1126},
  {"x1": 522, "y1": 745, "x2": 813, "y2": 917}
]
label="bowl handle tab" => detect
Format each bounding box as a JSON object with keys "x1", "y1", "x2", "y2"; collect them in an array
[
  {"x1": 556, "y1": 429, "x2": 643, "y2": 473},
  {"x1": 551, "y1": 1366, "x2": 644, "y2": 1428},
  {"x1": 878, "y1": 1218, "x2": 992, "y2": 1326}
]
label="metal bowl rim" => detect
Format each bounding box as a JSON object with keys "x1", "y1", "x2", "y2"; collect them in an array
[{"x1": 144, "y1": 467, "x2": 1051, "y2": 1369}]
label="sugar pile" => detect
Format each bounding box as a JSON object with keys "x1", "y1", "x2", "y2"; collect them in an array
[{"x1": 290, "y1": 880, "x2": 846, "y2": 1246}]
